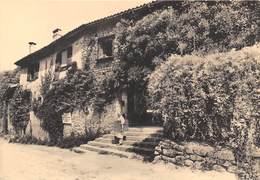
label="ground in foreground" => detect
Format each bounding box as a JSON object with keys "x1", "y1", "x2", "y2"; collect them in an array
[{"x1": 0, "y1": 139, "x2": 237, "y2": 180}]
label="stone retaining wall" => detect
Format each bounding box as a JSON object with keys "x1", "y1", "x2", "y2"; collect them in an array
[{"x1": 154, "y1": 139, "x2": 237, "y2": 173}]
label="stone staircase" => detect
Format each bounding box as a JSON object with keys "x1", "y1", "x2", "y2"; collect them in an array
[{"x1": 73, "y1": 126, "x2": 163, "y2": 161}]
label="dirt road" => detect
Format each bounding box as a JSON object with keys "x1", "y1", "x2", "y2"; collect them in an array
[{"x1": 0, "y1": 139, "x2": 236, "y2": 180}]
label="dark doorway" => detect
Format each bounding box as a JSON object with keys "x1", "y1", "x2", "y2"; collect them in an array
[{"x1": 127, "y1": 86, "x2": 151, "y2": 127}]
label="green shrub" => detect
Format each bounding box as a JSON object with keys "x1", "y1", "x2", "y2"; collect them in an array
[{"x1": 148, "y1": 44, "x2": 260, "y2": 146}]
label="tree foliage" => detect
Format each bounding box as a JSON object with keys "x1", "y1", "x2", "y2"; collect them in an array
[{"x1": 116, "y1": 1, "x2": 258, "y2": 66}]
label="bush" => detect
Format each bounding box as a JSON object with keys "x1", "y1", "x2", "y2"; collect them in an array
[
  {"x1": 8, "y1": 134, "x2": 91, "y2": 149},
  {"x1": 148, "y1": 44, "x2": 260, "y2": 146},
  {"x1": 56, "y1": 135, "x2": 89, "y2": 149},
  {"x1": 9, "y1": 135, "x2": 47, "y2": 145},
  {"x1": 148, "y1": 45, "x2": 259, "y2": 179}
]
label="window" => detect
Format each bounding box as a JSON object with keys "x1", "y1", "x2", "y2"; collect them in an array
[
  {"x1": 97, "y1": 35, "x2": 114, "y2": 60},
  {"x1": 27, "y1": 63, "x2": 39, "y2": 82},
  {"x1": 55, "y1": 46, "x2": 72, "y2": 71}
]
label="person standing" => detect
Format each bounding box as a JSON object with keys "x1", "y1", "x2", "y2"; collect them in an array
[{"x1": 114, "y1": 112, "x2": 126, "y2": 145}]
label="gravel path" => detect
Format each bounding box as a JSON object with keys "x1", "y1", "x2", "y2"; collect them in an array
[{"x1": 0, "y1": 139, "x2": 236, "y2": 180}]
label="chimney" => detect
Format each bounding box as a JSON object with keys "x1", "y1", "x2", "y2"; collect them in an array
[
  {"x1": 52, "y1": 28, "x2": 62, "y2": 40},
  {"x1": 28, "y1": 42, "x2": 37, "y2": 54}
]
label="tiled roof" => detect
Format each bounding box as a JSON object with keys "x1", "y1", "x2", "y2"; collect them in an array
[{"x1": 15, "y1": 0, "x2": 174, "y2": 66}]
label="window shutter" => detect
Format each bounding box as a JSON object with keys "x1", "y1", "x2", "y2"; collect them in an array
[
  {"x1": 56, "y1": 53, "x2": 62, "y2": 64},
  {"x1": 67, "y1": 47, "x2": 72, "y2": 59},
  {"x1": 27, "y1": 69, "x2": 31, "y2": 81},
  {"x1": 34, "y1": 63, "x2": 39, "y2": 80}
]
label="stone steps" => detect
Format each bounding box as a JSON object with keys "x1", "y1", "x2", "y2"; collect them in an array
[
  {"x1": 95, "y1": 137, "x2": 159, "y2": 148},
  {"x1": 87, "y1": 141, "x2": 154, "y2": 153},
  {"x1": 102, "y1": 134, "x2": 162, "y2": 141},
  {"x1": 124, "y1": 131, "x2": 163, "y2": 137},
  {"x1": 126, "y1": 127, "x2": 163, "y2": 133},
  {"x1": 73, "y1": 127, "x2": 163, "y2": 160}
]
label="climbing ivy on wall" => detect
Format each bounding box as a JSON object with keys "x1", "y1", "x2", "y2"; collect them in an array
[
  {"x1": 0, "y1": 69, "x2": 29, "y2": 135},
  {"x1": 33, "y1": 65, "x2": 96, "y2": 142},
  {"x1": 0, "y1": 68, "x2": 20, "y2": 119},
  {"x1": 9, "y1": 86, "x2": 31, "y2": 134}
]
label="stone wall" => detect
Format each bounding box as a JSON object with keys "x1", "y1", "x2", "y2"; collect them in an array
[
  {"x1": 98, "y1": 99, "x2": 122, "y2": 132},
  {"x1": 63, "y1": 99, "x2": 121, "y2": 138},
  {"x1": 81, "y1": 23, "x2": 120, "y2": 83},
  {"x1": 63, "y1": 111, "x2": 86, "y2": 137},
  {"x1": 154, "y1": 139, "x2": 237, "y2": 173}
]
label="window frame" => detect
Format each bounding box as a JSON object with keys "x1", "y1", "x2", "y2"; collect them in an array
[
  {"x1": 55, "y1": 46, "x2": 73, "y2": 72},
  {"x1": 27, "y1": 62, "x2": 39, "y2": 82},
  {"x1": 97, "y1": 34, "x2": 115, "y2": 61}
]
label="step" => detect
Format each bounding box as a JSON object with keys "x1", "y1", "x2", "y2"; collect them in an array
[
  {"x1": 102, "y1": 134, "x2": 162, "y2": 142},
  {"x1": 73, "y1": 145, "x2": 152, "y2": 161},
  {"x1": 128, "y1": 127, "x2": 163, "y2": 133},
  {"x1": 95, "y1": 137, "x2": 159, "y2": 147},
  {"x1": 86, "y1": 141, "x2": 154, "y2": 154},
  {"x1": 103, "y1": 133, "x2": 163, "y2": 140},
  {"x1": 124, "y1": 131, "x2": 163, "y2": 137}
]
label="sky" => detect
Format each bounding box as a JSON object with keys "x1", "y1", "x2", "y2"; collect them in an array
[{"x1": 0, "y1": 0, "x2": 151, "y2": 72}]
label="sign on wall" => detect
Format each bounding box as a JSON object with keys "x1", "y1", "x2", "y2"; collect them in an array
[{"x1": 62, "y1": 113, "x2": 72, "y2": 124}]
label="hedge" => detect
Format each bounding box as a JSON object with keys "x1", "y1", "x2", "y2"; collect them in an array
[{"x1": 148, "y1": 44, "x2": 260, "y2": 147}]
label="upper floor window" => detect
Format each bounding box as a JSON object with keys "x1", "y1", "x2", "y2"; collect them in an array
[
  {"x1": 27, "y1": 63, "x2": 39, "y2": 82},
  {"x1": 55, "y1": 46, "x2": 72, "y2": 71},
  {"x1": 97, "y1": 35, "x2": 114, "y2": 60}
]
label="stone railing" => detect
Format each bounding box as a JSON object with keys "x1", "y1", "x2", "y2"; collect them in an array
[{"x1": 154, "y1": 139, "x2": 237, "y2": 173}]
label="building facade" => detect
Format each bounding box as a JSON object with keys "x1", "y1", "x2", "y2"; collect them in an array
[{"x1": 14, "y1": 1, "x2": 172, "y2": 140}]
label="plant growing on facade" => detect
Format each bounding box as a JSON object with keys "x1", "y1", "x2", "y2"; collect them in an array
[
  {"x1": 0, "y1": 68, "x2": 20, "y2": 119},
  {"x1": 34, "y1": 65, "x2": 96, "y2": 142},
  {"x1": 9, "y1": 86, "x2": 31, "y2": 134}
]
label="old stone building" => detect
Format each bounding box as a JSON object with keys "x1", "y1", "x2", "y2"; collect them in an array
[{"x1": 14, "y1": 1, "x2": 172, "y2": 140}]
